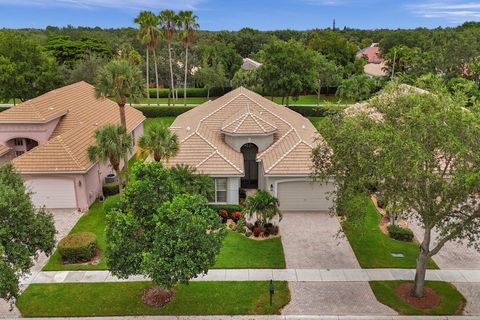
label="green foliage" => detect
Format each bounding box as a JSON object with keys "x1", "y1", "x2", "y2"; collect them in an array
[
  {"x1": 288, "y1": 105, "x2": 344, "y2": 117},
  {"x1": 200, "y1": 41, "x2": 243, "y2": 80},
  {"x1": 337, "y1": 74, "x2": 384, "y2": 102},
  {"x1": 58, "y1": 232, "x2": 97, "y2": 263},
  {"x1": 243, "y1": 190, "x2": 282, "y2": 225},
  {"x1": 103, "y1": 194, "x2": 121, "y2": 214},
  {"x1": 307, "y1": 30, "x2": 358, "y2": 67},
  {"x1": 370, "y1": 281, "x2": 465, "y2": 315},
  {"x1": 208, "y1": 204, "x2": 243, "y2": 214},
  {"x1": 0, "y1": 30, "x2": 64, "y2": 103},
  {"x1": 102, "y1": 182, "x2": 120, "y2": 197},
  {"x1": 387, "y1": 225, "x2": 414, "y2": 242},
  {"x1": 0, "y1": 163, "x2": 55, "y2": 301},
  {"x1": 46, "y1": 35, "x2": 112, "y2": 66},
  {"x1": 138, "y1": 122, "x2": 179, "y2": 162},
  {"x1": 232, "y1": 68, "x2": 260, "y2": 90},
  {"x1": 194, "y1": 64, "x2": 227, "y2": 98},
  {"x1": 17, "y1": 281, "x2": 291, "y2": 317},
  {"x1": 258, "y1": 40, "x2": 318, "y2": 101},
  {"x1": 147, "y1": 87, "x2": 232, "y2": 98},
  {"x1": 61, "y1": 54, "x2": 108, "y2": 84},
  {"x1": 135, "y1": 106, "x2": 194, "y2": 117},
  {"x1": 170, "y1": 164, "x2": 214, "y2": 199}
]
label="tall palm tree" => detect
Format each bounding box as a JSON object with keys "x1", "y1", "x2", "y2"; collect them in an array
[
  {"x1": 159, "y1": 10, "x2": 178, "y2": 106},
  {"x1": 134, "y1": 11, "x2": 161, "y2": 107},
  {"x1": 138, "y1": 123, "x2": 179, "y2": 162},
  {"x1": 95, "y1": 59, "x2": 144, "y2": 183},
  {"x1": 88, "y1": 125, "x2": 133, "y2": 193},
  {"x1": 178, "y1": 10, "x2": 199, "y2": 106}
]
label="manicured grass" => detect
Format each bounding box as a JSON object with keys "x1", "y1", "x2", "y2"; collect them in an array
[
  {"x1": 144, "y1": 116, "x2": 177, "y2": 130},
  {"x1": 43, "y1": 201, "x2": 107, "y2": 271},
  {"x1": 17, "y1": 281, "x2": 290, "y2": 317},
  {"x1": 136, "y1": 97, "x2": 209, "y2": 105},
  {"x1": 308, "y1": 116, "x2": 330, "y2": 130},
  {"x1": 214, "y1": 230, "x2": 286, "y2": 269},
  {"x1": 370, "y1": 281, "x2": 465, "y2": 315},
  {"x1": 342, "y1": 199, "x2": 438, "y2": 269}
]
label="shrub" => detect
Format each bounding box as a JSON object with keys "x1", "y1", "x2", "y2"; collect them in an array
[
  {"x1": 287, "y1": 105, "x2": 344, "y2": 117},
  {"x1": 264, "y1": 223, "x2": 279, "y2": 236},
  {"x1": 208, "y1": 204, "x2": 243, "y2": 214},
  {"x1": 230, "y1": 211, "x2": 242, "y2": 221},
  {"x1": 103, "y1": 194, "x2": 121, "y2": 214},
  {"x1": 148, "y1": 87, "x2": 232, "y2": 98},
  {"x1": 134, "y1": 106, "x2": 194, "y2": 118},
  {"x1": 218, "y1": 209, "x2": 228, "y2": 222},
  {"x1": 102, "y1": 182, "x2": 119, "y2": 197},
  {"x1": 253, "y1": 226, "x2": 264, "y2": 237},
  {"x1": 376, "y1": 196, "x2": 388, "y2": 209},
  {"x1": 236, "y1": 219, "x2": 246, "y2": 234},
  {"x1": 387, "y1": 224, "x2": 414, "y2": 242},
  {"x1": 58, "y1": 232, "x2": 97, "y2": 263}
]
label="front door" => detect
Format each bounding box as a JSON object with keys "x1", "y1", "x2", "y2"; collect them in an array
[{"x1": 241, "y1": 143, "x2": 258, "y2": 189}]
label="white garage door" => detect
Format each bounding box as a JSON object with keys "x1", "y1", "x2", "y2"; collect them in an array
[
  {"x1": 25, "y1": 179, "x2": 77, "y2": 209},
  {"x1": 277, "y1": 180, "x2": 334, "y2": 211}
]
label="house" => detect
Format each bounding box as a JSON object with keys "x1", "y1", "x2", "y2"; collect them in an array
[
  {"x1": 168, "y1": 87, "x2": 335, "y2": 211},
  {"x1": 241, "y1": 58, "x2": 262, "y2": 71},
  {"x1": 357, "y1": 43, "x2": 388, "y2": 77},
  {"x1": 0, "y1": 81, "x2": 145, "y2": 211}
]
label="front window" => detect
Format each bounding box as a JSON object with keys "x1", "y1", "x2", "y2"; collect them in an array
[
  {"x1": 15, "y1": 138, "x2": 24, "y2": 146},
  {"x1": 214, "y1": 178, "x2": 227, "y2": 203}
]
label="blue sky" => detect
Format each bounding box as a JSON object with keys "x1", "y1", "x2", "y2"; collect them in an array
[{"x1": 0, "y1": 0, "x2": 479, "y2": 30}]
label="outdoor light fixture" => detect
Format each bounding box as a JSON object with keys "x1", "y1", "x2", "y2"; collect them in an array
[
  {"x1": 269, "y1": 279, "x2": 275, "y2": 306},
  {"x1": 269, "y1": 184, "x2": 274, "y2": 192}
]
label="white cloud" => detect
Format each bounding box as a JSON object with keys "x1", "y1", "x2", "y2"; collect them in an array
[
  {"x1": 0, "y1": 0, "x2": 204, "y2": 10},
  {"x1": 408, "y1": 1, "x2": 480, "y2": 22}
]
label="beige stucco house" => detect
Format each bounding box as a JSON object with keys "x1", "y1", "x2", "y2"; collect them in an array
[
  {"x1": 0, "y1": 81, "x2": 145, "y2": 211},
  {"x1": 169, "y1": 87, "x2": 335, "y2": 211}
]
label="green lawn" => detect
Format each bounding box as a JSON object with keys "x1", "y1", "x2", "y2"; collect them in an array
[
  {"x1": 144, "y1": 117, "x2": 177, "y2": 130},
  {"x1": 43, "y1": 201, "x2": 107, "y2": 271},
  {"x1": 17, "y1": 281, "x2": 290, "y2": 317},
  {"x1": 214, "y1": 230, "x2": 286, "y2": 269},
  {"x1": 136, "y1": 97, "x2": 209, "y2": 105},
  {"x1": 370, "y1": 281, "x2": 465, "y2": 315},
  {"x1": 343, "y1": 199, "x2": 438, "y2": 269}
]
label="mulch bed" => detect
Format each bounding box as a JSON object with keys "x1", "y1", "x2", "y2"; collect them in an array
[
  {"x1": 395, "y1": 282, "x2": 441, "y2": 309},
  {"x1": 142, "y1": 286, "x2": 175, "y2": 308}
]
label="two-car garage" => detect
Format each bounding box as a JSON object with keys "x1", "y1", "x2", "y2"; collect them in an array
[{"x1": 275, "y1": 179, "x2": 335, "y2": 212}]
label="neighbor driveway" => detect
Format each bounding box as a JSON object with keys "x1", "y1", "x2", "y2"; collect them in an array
[{"x1": 280, "y1": 212, "x2": 360, "y2": 269}]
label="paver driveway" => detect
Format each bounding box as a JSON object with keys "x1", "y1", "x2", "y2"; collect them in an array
[{"x1": 280, "y1": 212, "x2": 360, "y2": 269}]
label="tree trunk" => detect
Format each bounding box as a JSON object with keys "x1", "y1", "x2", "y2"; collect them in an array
[
  {"x1": 168, "y1": 42, "x2": 175, "y2": 107},
  {"x1": 317, "y1": 80, "x2": 322, "y2": 107},
  {"x1": 286, "y1": 96, "x2": 290, "y2": 107},
  {"x1": 184, "y1": 44, "x2": 189, "y2": 107},
  {"x1": 114, "y1": 168, "x2": 123, "y2": 193},
  {"x1": 207, "y1": 88, "x2": 210, "y2": 100},
  {"x1": 153, "y1": 49, "x2": 160, "y2": 107},
  {"x1": 412, "y1": 227, "x2": 431, "y2": 298},
  {"x1": 146, "y1": 48, "x2": 150, "y2": 107},
  {"x1": 118, "y1": 102, "x2": 128, "y2": 185},
  {"x1": 281, "y1": 96, "x2": 284, "y2": 105}
]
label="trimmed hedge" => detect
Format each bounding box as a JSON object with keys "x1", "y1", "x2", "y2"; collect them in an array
[
  {"x1": 148, "y1": 87, "x2": 232, "y2": 98},
  {"x1": 134, "y1": 106, "x2": 195, "y2": 118},
  {"x1": 103, "y1": 194, "x2": 121, "y2": 214},
  {"x1": 102, "y1": 182, "x2": 119, "y2": 197},
  {"x1": 58, "y1": 232, "x2": 97, "y2": 263},
  {"x1": 387, "y1": 224, "x2": 414, "y2": 242},
  {"x1": 208, "y1": 204, "x2": 243, "y2": 214},
  {"x1": 134, "y1": 105, "x2": 344, "y2": 119}
]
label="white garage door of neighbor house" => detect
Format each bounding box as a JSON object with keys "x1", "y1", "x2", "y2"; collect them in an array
[
  {"x1": 277, "y1": 180, "x2": 334, "y2": 211},
  {"x1": 25, "y1": 179, "x2": 76, "y2": 209}
]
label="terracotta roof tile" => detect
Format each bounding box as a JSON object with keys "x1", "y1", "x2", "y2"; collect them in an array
[{"x1": 0, "y1": 144, "x2": 10, "y2": 157}]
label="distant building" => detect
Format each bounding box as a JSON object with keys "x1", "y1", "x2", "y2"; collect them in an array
[
  {"x1": 241, "y1": 58, "x2": 262, "y2": 71},
  {"x1": 357, "y1": 43, "x2": 388, "y2": 77}
]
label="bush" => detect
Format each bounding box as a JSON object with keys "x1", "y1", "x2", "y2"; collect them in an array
[
  {"x1": 387, "y1": 224, "x2": 414, "y2": 242},
  {"x1": 208, "y1": 204, "x2": 243, "y2": 214},
  {"x1": 103, "y1": 194, "x2": 121, "y2": 214},
  {"x1": 102, "y1": 182, "x2": 119, "y2": 197},
  {"x1": 134, "y1": 106, "x2": 194, "y2": 118},
  {"x1": 287, "y1": 105, "x2": 344, "y2": 117},
  {"x1": 58, "y1": 232, "x2": 97, "y2": 263},
  {"x1": 236, "y1": 219, "x2": 246, "y2": 234},
  {"x1": 230, "y1": 210, "x2": 242, "y2": 221},
  {"x1": 148, "y1": 87, "x2": 232, "y2": 98},
  {"x1": 218, "y1": 209, "x2": 228, "y2": 220},
  {"x1": 264, "y1": 223, "x2": 279, "y2": 236},
  {"x1": 253, "y1": 226, "x2": 264, "y2": 237},
  {"x1": 376, "y1": 196, "x2": 388, "y2": 209}
]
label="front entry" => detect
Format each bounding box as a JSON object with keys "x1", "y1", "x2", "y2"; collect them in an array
[{"x1": 241, "y1": 143, "x2": 258, "y2": 189}]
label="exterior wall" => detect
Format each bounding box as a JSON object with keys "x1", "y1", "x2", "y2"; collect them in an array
[
  {"x1": 0, "y1": 118, "x2": 61, "y2": 146},
  {"x1": 224, "y1": 134, "x2": 274, "y2": 153}
]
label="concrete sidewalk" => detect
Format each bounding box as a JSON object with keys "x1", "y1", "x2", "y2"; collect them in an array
[
  {"x1": 8, "y1": 315, "x2": 480, "y2": 319},
  {"x1": 26, "y1": 268, "x2": 480, "y2": 284}
]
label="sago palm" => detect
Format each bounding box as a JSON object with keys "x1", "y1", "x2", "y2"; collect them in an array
[
  {"x1": 134, "y1": 11, "x2": 161, "y2": 107},
  {"x1": 138, "y1": 123, "x2": 179, "y2": 162},
  {"x1": 95, "y1": 59, "x2": 144, "y2": 183},
  {"x1": 159, "y1": 9, "x2": 178, "y2": 106},
  {"x1": 87, "y1": 125, "x2": 133, "y2": 193},
  {"x1": 243, "y1": 190, "x2": 282, "y2": 225},
  {"x1": 178, "y1": 10, "x2": 199, "y2": 106}
]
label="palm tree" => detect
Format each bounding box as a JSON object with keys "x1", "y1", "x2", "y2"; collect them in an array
[
  {"x1": 96, "y1": 59, "x2": 144, "y2": 183},
  {"x1": 134, "y1": 11, "x2": 161, "y2": 107},
  {"x1": 88, "y1": 125, "x2": 133, "y2": 193},
  {"x1": 138, "y1": 123, "x2": 179, "y2": 162},
  {"x1": 243, "y1": 190, "x2": 282, "y2": 226},
  {"x1": 159, "y1": 10, "x2": 178, "y2": 106},
  {"x1": 178, "y1": 10, "x2": 199, "y2": 106},
  {"x1": 170, "y1": 164, "x2": 214, "y2": 199}
]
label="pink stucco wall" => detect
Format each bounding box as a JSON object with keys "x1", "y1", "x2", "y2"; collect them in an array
[{"x1": 0, "y1": 118, "x2": 61, "y2": 146}]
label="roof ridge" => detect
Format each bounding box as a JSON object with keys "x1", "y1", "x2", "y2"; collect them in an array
[
  {"x1": 233, "y1": 113, "x2": 249, "y2": 133},
  {"x1": 57, "y1": 135, "x2": 83, "y2": 169},
  {"x1": 196, "y1": 150, "x2": 217, "y2": 168},
  {"x1": 250, "y1": 113, "x2": 267, "y2": 132},
  {"x1": 195, "y1": 131, "x2": 242, "y2": 173},
  {"x1": 265, "y1": 140, "x2": 302, "y2": 173},
  {"x1": 257, "y1": 128, "x2": 294, "y2": 158}
]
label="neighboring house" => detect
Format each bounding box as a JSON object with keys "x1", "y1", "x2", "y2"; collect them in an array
[
  {"x1": 0, "y1": 81, "x2": 145, "y2": 211},
  {"x1": 241, "y1": 58, "x2": 262, "y2": 71},
  {"x1": 357, "y1": 43, "x2": 388, "y2": 77},
  {"x1": 168, "y1": 87, "x2": 335, "y2": 211}
]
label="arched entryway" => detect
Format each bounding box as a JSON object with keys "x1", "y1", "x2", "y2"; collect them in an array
[
  {"x1": 7, "y1": 137, "x2": 38, "y2": 157},
  {"x1": 241, "y1": 143, "x2": 258, "y2": 189}
]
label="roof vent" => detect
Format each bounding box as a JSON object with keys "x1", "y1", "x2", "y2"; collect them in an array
[
  {"x1": 93, "y1": 122, "x2": 98, "y2": 127},
  {"x1": 186, "y1": 126, "x2": 191, "y2": 131},
  {"x1": 302, "y1": 125, "x2": 306, "y2": 129},
  {"x1": 48, "y1": 107, "x2": 54, "y2": 110}
]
